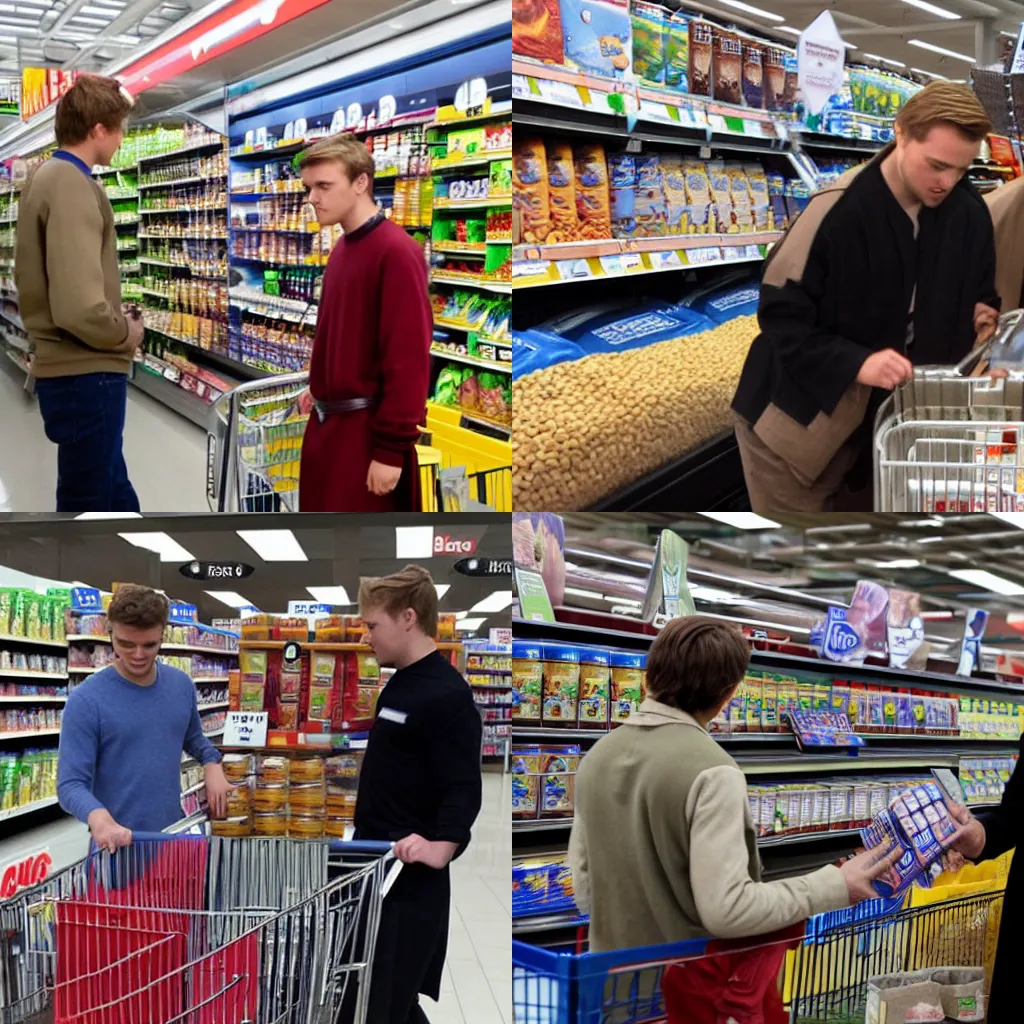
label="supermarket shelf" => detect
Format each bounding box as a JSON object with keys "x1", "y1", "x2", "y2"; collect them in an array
[
  {"x1": 240, "y1": 640, "x2": 462, "y2": 651},
  {"x1": 140, "y1": 206, "x2": 227, "y2": 215},
  {"x1": 432, "y1": 149, "x2": 513, "y2": 172},
  {"x1": 0, "y1": 695, "x2": 66, "y2": 703},
  {"x1": 0, "y1": 729, "x2": 61, "y2": 741},
  {"x1": 137, "y1": 139, "x2": 225, "y2": 164},
  {"x1": 458, "y1": 410, "x2": 511, "y2": 436},
  {"x1": 67, "y1": 666, "x2": 100, "y2": 673},
  {"x1": 512, "y1": 912, "x2": 587, "y2": 936},
  {"x1": 142, "y1": 326, "x2": 268, "y2": 382},
  {"x1": 429, "y1": 109, "x2": 511, "y2": 130},
  {"x1": 138, "y1": 176, "x2": 207, "y2": 189},
  {"x1": 0, "y1": 634, "x2": 67, "y2": 649},
  {"x1": 129, "y1": 369, "x2": 213, "y2": 430},
  {"x1": 469, "y1": 683, "x2": 513, "y2": 691},
  {"x1": 0, "y1": 670, "x2": 66, "y2": 681},
  {"x1": 66, "y1": 635, "x2": 111, "y2": 644},
  {"x1": 193, "y1": 676, "x2": 231, "y2": 684},
  {"x1": 139, "y1": 287, "x2": 169, "y2": 300},
  {"x1": 181, "y1": 780, "x2": 205, "y2": 798},
  {"x1": 0, "y1": 796, "x2": 60, "y2": 821},
  {"x1": 430, "y1": 345, "x2": 510, "y2": 373},
  {"x1": 197, "y1": 702, "x2": 229, "y2": 711},
  {"x1": 738, "y1": 753, "x2": 960, "y2": 774},
  {"x1": 139, "y1": 233, "x2": 228, "y2": 240},
  {"x1": 230, "y1": 190, "x2": 307, "y2": 200},
  {"x1": 231, "y1": 226, "x2": 319, "y2": 236},
  {"x1": 431, "y1": 274, "x2": 511, "y2": 294},
  {"x1": 164, "y1": 644, "x2": 239, "y2": 655},
  {"x1": 433, "y1": 317, "x2": 510, "y2": 345},
  {"x1": 434, "y1": 195, "x2": 512, "y2": 211}
]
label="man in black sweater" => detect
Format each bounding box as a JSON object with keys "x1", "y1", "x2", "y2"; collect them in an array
[
  {"x1": 732, "y1": 81, "x2": 1001, "y2": 512},
  {"x1": 352, "y1": 565, "x2": 483, "y2": 1024}
]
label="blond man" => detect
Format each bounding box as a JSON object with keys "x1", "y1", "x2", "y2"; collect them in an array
[
  {"x1": 731, "y1": 81, "x2": 1001, "y2": 512},
  {"x1": 296, "y1": 135, "x2": 433, "y2": 512}
]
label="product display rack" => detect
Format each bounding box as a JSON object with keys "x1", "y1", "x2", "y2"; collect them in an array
[
  {"x1": 464, "y1": 638, "x2": 512, "y2": 772},
  {"x1": 511, "y1": 615, "x2": 1022, "y2": 938}
]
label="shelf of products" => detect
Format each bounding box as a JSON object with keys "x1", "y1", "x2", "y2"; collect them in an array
[{"x1": 465, "y1": 640, "x2": 512, "y2": 769}]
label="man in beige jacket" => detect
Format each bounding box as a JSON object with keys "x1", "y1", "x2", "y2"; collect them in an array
[
  {"x1": 569, "y1": 616, "x2": 901, "y2": 954},
  {"x1": 986, "y1": 172, "x2": 1024, "y2": 315}
]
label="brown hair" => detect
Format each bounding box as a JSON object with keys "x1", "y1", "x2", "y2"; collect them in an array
[
  {"x1": 644, "y1": 616, "x2": 750, "y2": 715},
  {"x1": 298, "y1": 134, "x2": 376, "y2": 191},
  {"x1": 895, "y1": 81, "x2": 993, "y2": 143},
  {"x1": 54, "y1": 74, "x2": 133, "y2": 147},
  {"x1": 107, "y1": 585, "x2": 169, "y2": 631},
  {"x1": 359, "y1": 565, "x2": 438, "y2": 637}
]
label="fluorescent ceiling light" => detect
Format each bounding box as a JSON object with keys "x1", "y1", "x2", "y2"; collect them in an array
[
  {"x1": 236, "y1": 529, "x2": 308, "y2": 561},
  {"x1": 948, "y1": 569, "x2": 1024, "y2": 596},
  {"x1": 863, "y1": 52, "x2": 907, "y2": 68},
  {"x1": 118, "y1": 532, "x2": 194, "y2": 562},
  {"x1": 396, "y1": 526, "x2": 434, "y2": 558},
  {"x1": 778, "y1": 25, "x2": 800, "y2": 35},
  {"x1": 205, "y1": 591, "x2": 256, "y2": 608},
  {"x1": 435, "y1": 584, "x2": 451, "y2": 598},
  {"x1": 699, "y1": 513, "x2": 781, "y2": 530},
  {"x1": 306, "y1": 586, "x2": 352, "y2": 605},
  {"x1": 74, "y1": 512, "x2": 143, "y2": 520},
  {"x1": 902, "y1": 0, "x2": 960, "y2": 19},
  {"x1": 908, "y1": 39, "x2": 975, "y2": 62},
  {"x1": 455, "y1": 610, "x2": 468, "y2": 620},
  {"x1": 712, "y1": 0, "x2": 783, "y2": 23},
  {"x1": 456, "y1": 617, "x2": 486, "y2": 631},
  {"x1": 910, "y1": 67, "x2": 949, "y2": 79},
  {"x1": 874, "y1": 559, "x2": 922, "y2": 569},
  {"x1": 471, "y1": 591, "x2": 513, "y2": 614}
]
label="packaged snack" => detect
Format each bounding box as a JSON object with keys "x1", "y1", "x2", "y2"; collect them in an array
[
  {"x1": 633, "y1": 155, "x2": 667, "y2": 236},
  {"x1": 630, "y1": 0, "x2": 667, "y2": 86},
  {"x1": 664, "y1": 9, "x2": 689, "y2": 92},
  {"x1": 224, "y1": 786, "x2": 252, "y2": 818},
  {"x1": 707, "y1": 159, "x2": 732, "y2": 233},
  {"x1": 253, "y1": 812, "x2": 288, "y2": 836},
  {"x1": 253, "y1": 785, "x2": 288, "y2": 812},
  {"x1": 683, "y1": 157, "x2": 714, "y2": 233},
  {"x1": 542, "y1": 644, "x2": 580, "y2": 726},
  {"x1": 887, "y1": 589, "x2": 926, "y2": 669},
  {"x1": 812, "y1": 682, "x2": 831, "y2": 714},
  {"x1": 759, "y1": 789, "x2": 775, "y2": 837},
  {"x1": 659, "y1": 153, "x2": 687, "y2": 234},
  {"x1": 289, "y1": 782, "x2": 326, "y2": 813},
  {"x1": 288, "y1": 814, "x2": 325, "y2": 839},
  {"x1": 608, "y1": 151, "x2": 638, "y2": 238},
  {"x1": 512, "y1": 750, "x2": 541, "y2": 820},
  {"x1": 764, "y1": 47, "x2": 788, "y2": 112},
  {"x1": 688, "y1": 19, "x2": 713, "y2": 96},
  {"x1": 513, "y1": 0, "x2": 565, "y2": 63},
  {"x1": 212, "y1": 817, "x2": 251, "y2": 837},
  {"x1": 277, "y1": 700, "x2": 300, "y2": 730},
  {"x1": 729, "y1": 678, "x2": 747, "y2": 732},
  {"x1": 540, "y1": 751, "x2": 579, "y2": 818},
  {"x1": 325, "y1": 817, "x2": 350, "y2": 839},
  {"x1": 742, "y1": 38, "x2": 764, "y2": 108},
  {"x1": 239, "y1": 650, "x2": 268, "y2": 712},
  {"x1": 560, "y1": 0, "x2": 632, "y2": 79},
  {"x1": 573, "y1": 143, "x2": 612, "y2": 239},
  {"x1": 313, "y1": 616, "x2": 344, "y2": 642},
  {"x1": 290, "y1": 757, "x2": 324, "y2": 784},
  {"x1": 512, "y1": 641, "x2": 543, "y2": 724},
  {"x1": 774, "y1": 787, "x2": 792, "y2": 834},
  {"x1": 437, "y1": 613, "x2": 458, "y2": 642},
  {"x1": 259, "y1": 756, "x2": 290, "y2": 784},
  {"x1": 761, "y1": 673, "x2": 778, "y2": 732},
  {"x1": 222, "y1": 753, "x2": 252, "y2": 783},
  {"x1": 610, "y1": 651, "x2": 645, "y2": 724},
  {"x1": 545, "y1": 140, "x2": 580, "y2": 241},
  {"x1": 578, "y1": 649, "x2": 610, "y2": 728},
  {"x1": 513, "y1": 138, "x2": 551, "y2": 244},
  {"x1": 745, "y1": 672, "x2": 762, "y2": 732},
  {"x1": 712, "y1": 27, "x2": 742, "y2": 105}
]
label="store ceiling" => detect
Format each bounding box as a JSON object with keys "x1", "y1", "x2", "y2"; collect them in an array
[
  {"x1": 681, "y1": 0, "x2": 1024, "y2": 82},
  {"x1": 561, "y1": 512, "x2": 1024, "y2": 650},
  {"x1": 0, "y1": 514, "x2": 512, "y2": 636}
]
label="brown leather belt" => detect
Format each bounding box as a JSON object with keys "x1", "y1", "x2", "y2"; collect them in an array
[{"x1": 313, "y1": 396, "x2": 377, "y2": 423}]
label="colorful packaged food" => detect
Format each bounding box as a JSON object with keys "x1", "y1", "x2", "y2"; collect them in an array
[
  {"x1": 224, "y1": 786, "x2": 252, "y2": 818},
  {"x1": 289, "y1": 783, "x2": 326, "y2": 813},
  {"x1": 541, "y1": 644, "x2": 580, "y2": 726},
  {"x1": 222, "y1": 753, "x2": 252, "y2": 783},
  {"x1": 288, "y1": 814, "x2": 325, "y2": 839},
  {"x1": 259, "y1": 756, "x2": 290, "y2": 784},
  {"x1": 325, "y1": 817, "x2": 349, "y2": 839},
  {"x1": 253, "y1": 785, "x2": 288, "y2": 812},
  {"x1": 253, "y1": 812, "x2": 288, "y2": 836},
  {"x1": 512, "y1": 750, "x2": 541, "y2": 820},
  {"x1": 578, "y1": 649, "x2": 610, "y2": 728},
  {"x1": 290, "y1": 758, "x2": 325, "y2": 784},
  {"x1": 610, "y1": 651, "x2": 645, "y2": 725},
  {"x1": 212, "y1": 816, "x2": 252, "y2": 837},
  {"x1": 539, "y1": 751, "x2": 579, "y2": 819}
]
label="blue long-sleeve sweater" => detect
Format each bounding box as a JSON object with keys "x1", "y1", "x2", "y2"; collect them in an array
[{"x1": 57, "y1": 663, "x2": 222, "y2": 832}]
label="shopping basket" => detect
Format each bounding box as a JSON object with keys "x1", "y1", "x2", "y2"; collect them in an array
[
  {"x1": 0, "y1": 833, "x2": 397, "y2": 1024},
  {"x1": 513, "y1": 889, "x2": 1004, "y2": 1024},
  {"x1": 874, "y1": 309, "x2": 1024, "y2": 511}
]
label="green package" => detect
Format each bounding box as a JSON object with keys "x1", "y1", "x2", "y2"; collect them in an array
[
  {"x1": 631, "y1": 0, "x2": 668, "y2": 86},
  {"x1": 9, "y1": 591, "x2": 27, "y2": 638},
  {"x1": 664, "y1": 10, "x2": 690, "y2": 92},
  {"x1": 0, "y1": 589, "x2": 11, "y2": 636}
]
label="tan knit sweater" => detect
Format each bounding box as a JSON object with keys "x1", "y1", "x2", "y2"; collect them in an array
[{"x1": 15, "y1": 158, "x2": 133, "y2": 378}]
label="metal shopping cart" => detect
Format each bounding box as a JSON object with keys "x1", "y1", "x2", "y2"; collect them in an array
[
  {"x1": 512, "y1": 890, "x2": 1004, "y2": 1024},
  {"x1": 874, "y1": 310, "x2": 1024, "y2": 512},
  {"x1": 207, "y1": 373, "x2": 512, "y2": 511},
  {"x1": 0, "y1": 833, "x2": 398, "y2": 1024}
]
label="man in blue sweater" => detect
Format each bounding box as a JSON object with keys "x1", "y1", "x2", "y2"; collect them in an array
[{"x1": 57, "y1": 585, "x2": 232, "y2": 852}]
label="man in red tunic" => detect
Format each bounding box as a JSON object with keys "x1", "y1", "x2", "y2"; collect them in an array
[{"x1": 297, "y1": 135, "x2": 432, "y2": 511}]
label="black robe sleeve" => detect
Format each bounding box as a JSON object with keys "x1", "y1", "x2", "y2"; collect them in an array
[{"x1": 976, "y1": 734, "x2": 1024, "y2": 861}]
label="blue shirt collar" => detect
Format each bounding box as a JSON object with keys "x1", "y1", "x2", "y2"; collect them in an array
[{"x1": 53, "y1": 150, "x2": 93, "y2": 177}]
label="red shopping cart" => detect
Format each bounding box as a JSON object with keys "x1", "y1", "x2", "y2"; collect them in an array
[
  {"x1": 512, "y1": 890, "x2": 1004, "y2": 1024},
  {"x1": 0, "y1": 833, "x2": 397, "y2": 1024}
]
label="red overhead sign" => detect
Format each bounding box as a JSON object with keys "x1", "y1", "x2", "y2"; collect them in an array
[
  {"x1": 118, "y1": 0, "x2": 330, "y2": 96},
  {"x1": 0, "y1": 850, "x2": 52, "y2": 898}
]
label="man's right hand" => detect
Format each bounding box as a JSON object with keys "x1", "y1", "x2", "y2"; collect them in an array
[
  {"x1": 946, "y1": 802, "x2": 987, "y2": 860},
  {"x1": 856, "y1": 349, "x2": 914, "y2": 390},
  {"x1": 839, "y1": 842, "x2": 904, "y2": 903},
  {"x1": 126, "y1": 314, "x2": 145, "y2": 352},
  {"x1": 87, "y1": 808, "x2": 132, "y2": 854},
  {"x1": 297, "y1": 388, "x2": 314, "y2": 417}
]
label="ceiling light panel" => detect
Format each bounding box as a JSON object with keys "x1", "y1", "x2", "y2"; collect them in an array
[
  {"x1": 435, "y1": 584, "x2": 451, "y2": 598},
  {"x1": 947, "y1": 569, "x2": 1024, "y2": 596},
  {"x1": 700, "y1": 513, "x2": 782, "y2": 529},
  {"x1": 908, "y1": 39, "x2": 974, "y2": 62},
  {"x1": 118, "y1": 532, "x2": 194, "y2": 562},
  {"x1": 456, "y1": 617, "x2": 486, "y2": 631},
  {"x1": 305, "y1": 586, "x2": 352, "y2": 605},
  {"x1": 204, "y1": 591, "x2": 256, "y2": 608},
  {"x1": 236, "y1": 529, "x2": 308, "y2": 562},
  {"x1": 395, "y1": 526, "x2": 434, "y2": 559},
  {"x1": 901, "y1": 0, "x2": 960, "y2": 19},
  {"x1": 713, "y1": 0, "x2": 783, "y2": 23},
  {"x1": 470, "y1": 591, "x2": 513, "y2": 614}
]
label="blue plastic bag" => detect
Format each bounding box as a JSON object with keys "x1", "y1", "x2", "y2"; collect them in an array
[
  {"x1": 554, "y1": 301, "x2": 714, "y2": 355},
  {"x1": 512, "y1": 329, "x2": 587, "y2": 381}
]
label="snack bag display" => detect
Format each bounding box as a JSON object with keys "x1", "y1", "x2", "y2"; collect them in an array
[
  {"x1": 633, "y1": 154, "x2": 667, "y2": 237},
  {"x1": 683, "y1": 157, "x2": 714, "y2": 232},
  {"x1": 513, "y1": 641, "x2": 543, "y2": 724},
  {"x1": 513, "y1": 0, "x2": 565, "y2": 64},
  {"x1": 742, "y1": 38, "x2": 764, "y2": 108},
  {"x1": 688, "y1": 19, "x2": 713, "y2": 96},
  {"x1": 664, "y1": 9, "x2": 689, "y2": 92},
  {"x1": 540, "y1": 750, "x2": 581, "y2": 818},
  {"x1": 573, "y1": 143, "x2": 613, "y2": 239},
  {"x1": 630, "y1": 0, "x2": 668, "y2": 86},
  {"x1": 541, "y1": 644, "x2": 580, "y2": 725},
  {"x1": 610, "y1": 651, "x2": 645, "y2": 723},
  {"x1": 307, "y1": 652, "x2": 337, "y2": 724},
  {"x1": 608, "y1": 151, "x2": 637, "y2": 238},
  {"x1": 660, "y1": 153, "x2": 688, "y2": 234},
  {"x1": 708, "y1": 159, "x2": 733, "y2": 233},
  {"x1": 239, "y1": 650, "x2": 268, "y2": 712},
  {"x1": 545, "y1": 140, "x2": 580, "y2": 240},
  {"x1": 764, "y1": 46, "x2": 788, "y2": 111},
  {"x1": 712, "y1": 27, "x2": 742, "y2": 105},
  {"x1": 513, "y1": 137, "x2": 552, "y2": 243},
  {"x1": 578, "y1": 649, "x2": 610, "y2": 727},
  {"x1": 560, "y1": 0, "x2": 632, "y2": 79},
  {"x1": 512, "y1": 750, "x2": 542, "y2": 820}
]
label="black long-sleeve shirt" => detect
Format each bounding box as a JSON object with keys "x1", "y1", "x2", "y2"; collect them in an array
[
  {"x1": 354, "y1": 651, "x2": 483, "y2": 855},
  {"x1": 978, "y1": 734, "x2": 1024, "y2": 862}
]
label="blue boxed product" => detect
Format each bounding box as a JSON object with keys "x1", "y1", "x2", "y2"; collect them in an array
[
  {"x1": 681, "y1": 283, "x2": 760, "y2": 324},
  {"x1": 561, "y1": 0, "x2": 632, "y2": 79},
  {"x1": 512, "y1": 329, "x2": 587, "y2": 381},
  {"x1": 553, "y1": 301, "x2": 714, "y2": 355}
]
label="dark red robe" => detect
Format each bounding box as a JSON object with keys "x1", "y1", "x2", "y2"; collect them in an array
[{"x1": 299, "y1": 216, "x2": 432, "y2": 512}]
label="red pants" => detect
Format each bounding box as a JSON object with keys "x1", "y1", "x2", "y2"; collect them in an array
[{"x1": 662, "y1": 924, "x2": 804, "y2": 1024}]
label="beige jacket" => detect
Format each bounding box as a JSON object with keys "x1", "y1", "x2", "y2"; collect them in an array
[
  {"x1": 569, "y1": 700, "x2": 849, "y2": 951},
  {"x1": 986, "y1": 173, "x2": 1024, "y2": 314}
]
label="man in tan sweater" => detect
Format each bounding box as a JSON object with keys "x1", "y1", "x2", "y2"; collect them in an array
[
  {"x1": 570, "y1": 617, "x2": 902, "y2": 960},
  {"x1": 15, "y1": 74, "x2": 143, "y2": 513}
]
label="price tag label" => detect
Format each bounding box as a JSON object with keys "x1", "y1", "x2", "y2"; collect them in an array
[
  {"x1": 687, "y1": 246, "x2": 723, "y2": 266},
  {"x1": 707, "y1": 113, "x2": 728, "y2": 133},
  {"x1": 743, "y1": 119, "x2": 764, "y2": 137},
  {"x1": 625, "y1": 137, "x2": 642, "y2": 154},
  {"x1": 536, "y1": 78, "x2": 583, "y2": 108},
  {"x1": 512, "y1": 74, "x2": 532, "y2": 99},
  {"x1": 649, "y1": 250, "x2": 684, "y2": 270},
  {"x1": 745, "y1": 244, "x2": 763, "y2": 259},
  {"x1": 490, "y1": 628, "x2": 513, "y2": 645},
  {"x1": 639, "y1": 100, "x2": 672, "y2": 123},
  {"x1": 774, "y1": 119, "x2": 790, "y2": 141},
  {"x1": 224, "y1": 711, "x2": 269, "y2": 748},
  {"x1": 512, "y1": 260, "x2": 551, "y2": 279},
  {"x1": 556, "y1": 259, "x2": 592, "y2": 282},
  {"x1": 599, "y1": 255, "x2": 625, "y2": 276},
  {"x1": 723, "y1": 246, "x2": 745, "y2": 262}
]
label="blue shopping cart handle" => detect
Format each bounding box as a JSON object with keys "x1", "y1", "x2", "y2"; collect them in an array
[{"x1": 127, "y1": 832, "x2": 393, "y2": 856}]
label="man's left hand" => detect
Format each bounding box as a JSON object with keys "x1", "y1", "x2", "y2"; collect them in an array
[
  {"x1": 367, "y1": 460, "x2": 401, "y2": 496},
  {"x1": 204, "y1": 762, "x2": 234, "y2": 819},
  {"x1": 974, "y1": 302, "x2": 1000, "y2": 346},
  {"x1": 393, "y1": 834, "x2": 458, "y2": 870}
]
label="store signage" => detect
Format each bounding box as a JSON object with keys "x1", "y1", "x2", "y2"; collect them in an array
[
  {"x1": 168, "y1": 602, "x2": 197, "y2": 624},
  {"x1": 20, "y1": 68, "x2": 77, "y2": 121},
  {"x1": 490, "y1": 627, "x2": 512, "y2": 646},
  {"x1": 797, "y1": 12, "x2": 846, "y2": 117},
  {"x1": 454, "y1": 558, "x2": 512, "y2": 578},
  {"x1": 435, "y1": 534, "x2": 478, "y2": 555},
  {"x1": 223, "y1": 711, "x2": 269, "y2": 747},
  {"x1": 178, "y1": 561, "x2": 255, "y2": 581},
  {"x1": 957, "y1": 609, "x2": 989, "y2": 677},
  {"x1": 117, "y1": 0, "x2": 330, "y2": 97},
  {"x1": 0, "y1": 850, "x2": 52, "y2": 899},
  {"x1": 282, "y1": 641, "x2": 302, "y2": 664},
  {"x1": 515, "y1": 567, "x2": 555, "y2": 623},
  {"x1": 71, "y1": 587, "x2": 103, "y2": 611},
  {"x1": 0, "y1": 78, "x2": 18, "y2": 117},
  {"x1": 1011, "y1": 23, "x2": 1024, "y2": 74},
  {"x1": 641, "y1": 530, "x2": 695, "y2": 623}
]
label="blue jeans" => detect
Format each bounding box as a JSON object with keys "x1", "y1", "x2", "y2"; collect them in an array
[{"x1": 34, "y1": 371, "x2": 140, "y2": 513}]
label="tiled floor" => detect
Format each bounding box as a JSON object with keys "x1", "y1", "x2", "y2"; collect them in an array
[
  {"x1": 0, "y1": 772, "x2": 511, "y2": 1024},
  {"x1": 0, "y1": 362, "x2": 210, "y2": 513}
]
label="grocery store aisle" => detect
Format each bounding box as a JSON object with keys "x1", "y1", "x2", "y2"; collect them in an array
[
  {"x1": 0, "y1": 366, "x2": 209, "y2": 513},
  {"x1": 433, "y1": 770, "x2": 511, "y2": 1024},
  {"x1": 0, "y1": 808, "x2": 88, "y2": 874}
]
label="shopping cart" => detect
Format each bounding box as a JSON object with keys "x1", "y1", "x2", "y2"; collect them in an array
[
  {"x1": 513, "y1": 889, "x2": 1004, "y2": 1024},
  {"x1": 0, "y1": 833, "x2": 398, "y2": 1024},
  {"x1": 874, "y1": 310, "x2": 1024, "y2": 511},
  {"x1": 207, "y1": 372, "x2": 512, "y2": 511}
]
